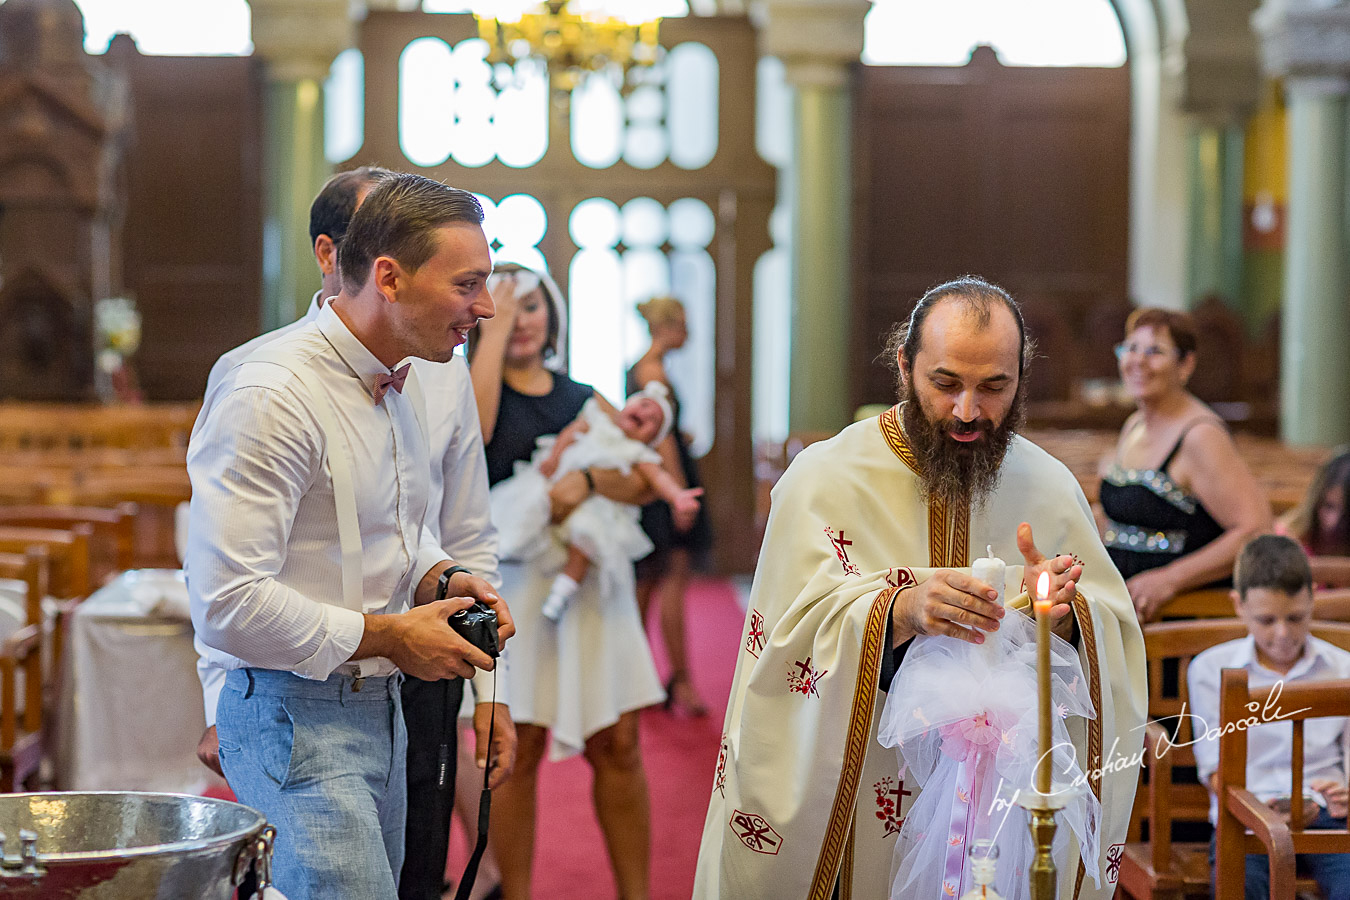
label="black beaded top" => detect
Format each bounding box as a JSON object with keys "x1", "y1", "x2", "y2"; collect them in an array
[{"x1": 1098, "y1": 422, "x2": 1227, "y2": 584}]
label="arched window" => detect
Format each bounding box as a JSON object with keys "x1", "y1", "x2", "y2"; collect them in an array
[
  {"x1": 863, "y1": 0, "x2": 1125, "y2": 67},
  {"x1": 73, "y1": 0, "x2": 252, "y2": 55}
]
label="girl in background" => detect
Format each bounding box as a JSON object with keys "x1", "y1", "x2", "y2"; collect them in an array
[{"x1": 627, "y1": 296, "x2": 713, "y2": 716}]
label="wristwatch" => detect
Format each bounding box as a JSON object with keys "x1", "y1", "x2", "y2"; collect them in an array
[{"x1": 436, "y1": 565, "x2": 474, "y2": 602}]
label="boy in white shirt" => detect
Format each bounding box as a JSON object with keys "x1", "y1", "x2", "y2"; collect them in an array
[{"x1": 1189, "y1": 534, "x2": 1350, "y2": 900}]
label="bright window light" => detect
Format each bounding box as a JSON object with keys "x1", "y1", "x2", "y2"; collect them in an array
[
  {"x1": 67, "y1": 0, "x2": 252, "y2": 56},
  {"x1": 863, "y1": 0, "x2": 1125, "y2": 67}
]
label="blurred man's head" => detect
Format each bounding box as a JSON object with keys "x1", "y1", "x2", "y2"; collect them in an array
[
  {"x1": 887, "y1": 277, "x2": 1031, "y2": 507},
  {"x1": 1233, "y1": 534, "x2": 1315, "y2": 674},
  {"x1": 310, "y1": 166, "x2": 394, "y2": 300}
]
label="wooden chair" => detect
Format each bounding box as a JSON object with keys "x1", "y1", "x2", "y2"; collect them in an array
[
  {"x1": 1215, "y1": 667, "x2": 1350, "y2": 900},
  {"x1": 0, "y1": 525, "x2": 94, "y2": 682},
  {"x1": 0, "y1": 504, "x2": 136, "y2": 584},
  {"x1": 1118, "y1": 620, "x2": 1350, "y2": 900},
  {"x1": 1120, "y1": 619, "x2": 1248, "y2": 899},
  {"x1": 0, "y1": 547, "x2": 49, "y2": 791}
]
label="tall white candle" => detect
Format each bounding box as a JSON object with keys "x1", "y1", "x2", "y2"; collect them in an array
[
  {"x1": 971, "y1": 545, "x2": 1006, "y2": 659},
  {"x1": 1035, "y1": 571, "x2": 1053, "y2": 795}
]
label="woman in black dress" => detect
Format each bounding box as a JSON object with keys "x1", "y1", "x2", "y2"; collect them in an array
[
  {"x1": 471, "y1": 264, "x2": 663, "y2": 900},
  {"x1": 1097, "y1": 307, "x2": 1270, "y2": 621},
  {"x1": 628, "y1": 296, "x2": 713, "y2": 716}
]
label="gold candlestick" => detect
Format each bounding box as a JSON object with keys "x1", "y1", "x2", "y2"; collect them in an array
[{"x1": 1028, "y1": 806, "x2": 1057, "y2": 900}]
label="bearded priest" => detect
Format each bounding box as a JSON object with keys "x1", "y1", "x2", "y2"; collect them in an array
[{"x1": 693, "y1": 277, "x2": 1146, "y2": 899}]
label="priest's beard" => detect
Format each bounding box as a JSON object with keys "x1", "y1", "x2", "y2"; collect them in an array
[{"x1": 899, "y1": 382, "x2": 1025, "y2": 508}]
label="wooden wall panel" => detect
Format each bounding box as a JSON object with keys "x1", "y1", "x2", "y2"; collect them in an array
[
  {"x1": 852, "y1": 46, "x2": 1131, "y2": 409},
  {"x1": 110, "y1": 43, "x2": 263, "y2": 401}
]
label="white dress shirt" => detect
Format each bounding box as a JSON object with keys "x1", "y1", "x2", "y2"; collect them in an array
[
  {"x1": 188, "y1": 303, "x2": 447, "y2": 688},
  {"x1": 194, "y1": 297, "x2": 504, "y2": 723},
  {"x1": 1188, "y1": 634, "x2": 1350, "y2": 823}
]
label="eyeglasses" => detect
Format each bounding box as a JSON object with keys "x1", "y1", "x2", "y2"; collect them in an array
[{"x1": 1114, "y1": 342, "x2": 1176, "y2": 361}]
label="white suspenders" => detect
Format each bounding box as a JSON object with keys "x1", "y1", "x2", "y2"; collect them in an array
[{"x1": 242, "y1": 346, "x2": 430, "y2": 633}]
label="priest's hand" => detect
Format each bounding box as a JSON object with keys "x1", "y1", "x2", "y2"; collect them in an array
[
  {"x1": 890, "y1": 570, "x2": 1006, "y2": 647},
  {"x1": 1017, "y1": 522, "x2": 1080, "y2": 639}
]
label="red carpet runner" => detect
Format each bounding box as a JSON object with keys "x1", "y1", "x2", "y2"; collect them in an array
[{"x1": 448, "y1": 575, "x2": 745, "y2": 900}]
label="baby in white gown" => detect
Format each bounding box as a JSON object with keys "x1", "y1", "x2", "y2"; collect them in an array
[{"x1": 489, "y1": 381, "x2": 704, "y2": 621}]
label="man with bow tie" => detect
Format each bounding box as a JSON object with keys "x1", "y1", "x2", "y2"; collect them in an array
[{"x1": 187, "y1": 173, "x2": 515, "y2": 900}]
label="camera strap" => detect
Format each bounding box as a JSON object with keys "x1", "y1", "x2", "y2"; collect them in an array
[{"x1": 453, "y1": 669, "x2": 496, "y2": 900}]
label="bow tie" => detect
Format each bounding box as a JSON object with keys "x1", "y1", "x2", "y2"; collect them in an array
[{"x1": 373, "y1": 363, "x2": 411, "y2": 405}]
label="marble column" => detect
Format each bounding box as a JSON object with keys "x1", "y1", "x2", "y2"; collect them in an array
[
  {"x1": 1179, "y1": 0, "x2": 1260, "y2": 310},
  {"x1": 250, "y1": 0, "x2": 351, "y2": 330},
  {"x1": 1254, "y1": 0, "x2": 1350, "y2": 446},
  {"x1": 1185, "y1": 123, "x2": 1245, "y2": 307},
  {"x1": 762, "y1": 0, "x2": 868, "y2": 434}
]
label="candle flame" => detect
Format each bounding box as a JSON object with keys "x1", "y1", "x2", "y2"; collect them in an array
[{"x1": 1034, "y1": 571, "x2": 1052, "y2": 613}]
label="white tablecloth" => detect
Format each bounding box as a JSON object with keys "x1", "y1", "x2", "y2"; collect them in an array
[{"x1": 56, "y1": 569, "x2": 223, "y2": 794}]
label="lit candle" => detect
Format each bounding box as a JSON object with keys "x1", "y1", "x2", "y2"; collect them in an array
[
  {"x1": 1034, "y1": 571, "x2": 1053, "y2": 795},
  {"x1": 971, "y1": 546, "x2": 1006, "y2": 659}
]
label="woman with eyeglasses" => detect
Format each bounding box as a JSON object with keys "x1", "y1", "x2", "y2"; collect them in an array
[{"x1": 1097, "y1": 307, "x2": 1271, "y2": 622}]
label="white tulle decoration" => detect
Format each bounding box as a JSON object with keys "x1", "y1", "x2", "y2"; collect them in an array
[{"x1": 877, "y1": 608, "x2": 1101, "y2": 900}]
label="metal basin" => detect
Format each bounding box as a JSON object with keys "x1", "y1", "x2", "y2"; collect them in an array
[{"x1": 0, "y1": 791, "x2": 272, "y2": 899}]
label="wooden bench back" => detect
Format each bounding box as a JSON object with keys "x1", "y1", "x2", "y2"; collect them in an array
[
  {"x1": 0, "y1": 504, "x2": 136, "y2": 582},
  {"x1": 0, "y1": 525, "x2": 92, "y2": 600},
  {"x1": 0, "y1": 403, "x2": 199, "y2": 451}
]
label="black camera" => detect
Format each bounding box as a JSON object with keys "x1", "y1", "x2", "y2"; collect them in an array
[{"x1": 449, "y1": 602, "x2": 499, "y2": 659}]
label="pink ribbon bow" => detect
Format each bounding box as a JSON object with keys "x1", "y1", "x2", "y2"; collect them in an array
[{"x1": 373, "y1": 362, "x2": 411, "y2": 404}]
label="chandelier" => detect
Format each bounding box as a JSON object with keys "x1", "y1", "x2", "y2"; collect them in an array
[{"x1": 474, "y1": 0, "x2": 669, "y2": 97}]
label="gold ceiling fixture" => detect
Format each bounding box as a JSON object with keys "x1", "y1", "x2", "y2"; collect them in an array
[{"x1": 474, "y1": 0, "x2": 673, "y2": 98}]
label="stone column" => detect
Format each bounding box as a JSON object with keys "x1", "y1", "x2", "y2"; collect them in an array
[
  {"x1": 1254, "y1": 0, "x2": 1350, "y2": 446},
  {"x1": 761, "y1": 0, "x2": 868, "y2": 434},
  {"x1": 1185, "y1": 122, "x2": 1245, "y2": 307},
  {"x1": 250, "y1": 0, "x2": 351, "y2": 330},
  {"x1": 1179, "y1": 0, "x2": 1261, "y2": 310}
]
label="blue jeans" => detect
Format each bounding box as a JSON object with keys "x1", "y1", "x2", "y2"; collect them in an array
[
  {"x1": 1211, "y1": 808, "x2": 1350, "y2": 900},
  {"x1": 218, "y1": 668, "x2": 408, "y2": 900}
]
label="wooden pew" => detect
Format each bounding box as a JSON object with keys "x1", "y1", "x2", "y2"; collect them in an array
[
  {"x1": 0, "y1": 547, "x2": 49, "y2": 792},
  {"x1": 0, "y1": 403, "x2": 200, "y2": 451},
  {"x1": 0, "y1": 504, "x2": 136, "y2": 584}
]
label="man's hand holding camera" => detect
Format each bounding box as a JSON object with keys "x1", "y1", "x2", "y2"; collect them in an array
[{"x1": 356, "y1": 561, "x2": 516, "y2": 681}]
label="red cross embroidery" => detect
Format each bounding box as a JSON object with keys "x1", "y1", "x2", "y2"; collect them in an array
[
  {"x1": 825, "y1": 526, "x2": 861, "y2": 576},
  {"x1": 713, "y1": 734, "x2": 729, "y2": 797},
  {"x1": 787, "y1": 657, "x2": 827, "y2": 697},
  {"x1": 872, "y1": 775, "x2": 911, "y2": 837},
  {"x1": 730, "y1": 810, "x2": 782, "y2": 855},
  {"x1": 1106, "y1": 842, "x2": 1124, "y2": 883},
  {"x1": 746, "y1": 609, "x2": 766, "y2": 659}
]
